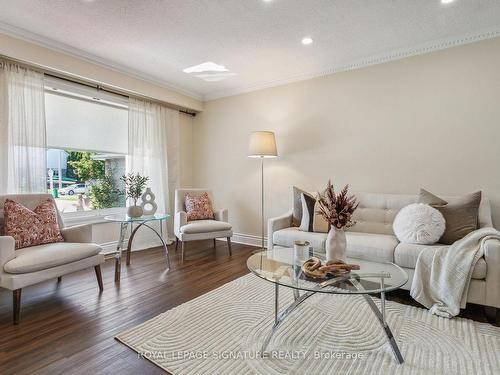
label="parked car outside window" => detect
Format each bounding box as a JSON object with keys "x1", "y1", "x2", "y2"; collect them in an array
[{"x1": 59, "y1": 183, "x2": 87, "y2": 196}]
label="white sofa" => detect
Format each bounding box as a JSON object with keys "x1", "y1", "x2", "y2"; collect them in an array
[{"x1": 268, "y1": 192, "x2": 500, "y2": 319}]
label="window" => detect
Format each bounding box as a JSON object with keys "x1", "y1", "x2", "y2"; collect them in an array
[{"x1": 44, "y1": 77, "x2": 129, "y2": 218}]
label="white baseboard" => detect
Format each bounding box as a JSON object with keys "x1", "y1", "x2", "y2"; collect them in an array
[
  {"x1": 217, "y1": 233, "x2": 267, "y2": 248},
  {"x1": 99, "y1": 232, "x2": 262, "y2": 255}
]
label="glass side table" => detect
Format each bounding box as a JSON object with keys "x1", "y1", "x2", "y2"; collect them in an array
[{"x1": 104, "y1": 213, "x2": 170, "y2": 282}]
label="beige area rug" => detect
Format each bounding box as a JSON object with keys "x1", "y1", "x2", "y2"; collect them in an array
[{"x1": 116, "y1": 274, "x2": 500, "y2": 374}]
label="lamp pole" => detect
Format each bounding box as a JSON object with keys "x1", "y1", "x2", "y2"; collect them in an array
[{"x1": 261, "y1": 155, "x2": 265, "y2": 250}]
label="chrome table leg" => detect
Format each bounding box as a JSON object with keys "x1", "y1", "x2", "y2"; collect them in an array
[
  {"x1": 261, "y1": 283, "x2": 315, "y2": 354},
  {"x1": 114, "y1": 222, "x2": 128, "y2": 283}
]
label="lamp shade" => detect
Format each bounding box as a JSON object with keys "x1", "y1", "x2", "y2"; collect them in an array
[{"x1": 248, "y1": 131, "x2": 278, "y2": 158}]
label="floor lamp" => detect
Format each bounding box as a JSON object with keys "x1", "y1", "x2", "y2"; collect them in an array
[{"x1": 248, "y1": 131, "x2": 278, "y2": 251}]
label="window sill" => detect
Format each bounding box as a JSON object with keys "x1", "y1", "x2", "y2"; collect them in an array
[{"x1": 62, "y1": 207, "x2": 126, "y2": 227}]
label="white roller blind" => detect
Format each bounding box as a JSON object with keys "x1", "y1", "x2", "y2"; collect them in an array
[{"x1": 45, "y1": 81, "x2": 128, "y2": 154}]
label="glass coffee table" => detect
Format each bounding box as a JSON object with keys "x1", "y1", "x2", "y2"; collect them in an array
[
  {"x1": 247, "y1": 246, "x2": 408, "y2": 364},
  {"x1": 104, "y1": 213, "x2": 170, "y2": 282}
]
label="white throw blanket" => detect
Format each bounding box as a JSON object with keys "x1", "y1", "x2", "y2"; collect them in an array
[{"x1": 411, "y1": 227, "x2": 500, "y2": 318}]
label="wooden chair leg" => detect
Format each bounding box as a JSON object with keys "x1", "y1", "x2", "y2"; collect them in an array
[
  {"x1": 13, "y1": 289, "x2": 21, "y2": 325},
  {"x1": 175, "y1": 237, "x2": 179, "y2": 252},
  {"x1": 227, "y1": 237, "x2": 232, "y2": 256},
  {"x1": 181, "y1": 241, "x2": 186, "y2": 262},
  {"x1": 57, "y1": 276, "x2": 62, "y2": 283},
  {"x1": 94, "y1": 265, "x2": 104, "y2": 292}
]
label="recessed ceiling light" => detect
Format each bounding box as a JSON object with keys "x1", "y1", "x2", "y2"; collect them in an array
[
  {"x1": 263, "y1": 0, "x2": 273, "y2": 2},
  {"x1": 301, "y1": 37, "x2": 313, "y2": 45},
  {"x1": 441, "y1": 0, "x2": 455, "y2": 4},
  {"x1": 183, "y1": 61, "x2": 228, "y2": 73}
]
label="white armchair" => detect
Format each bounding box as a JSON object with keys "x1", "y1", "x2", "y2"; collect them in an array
[
  {"x1": 0, "y1": 194, "x2": 105, "y2": 324},
  {"x1": 174, "y1": 189, "x2": 233, "y2": 261}
]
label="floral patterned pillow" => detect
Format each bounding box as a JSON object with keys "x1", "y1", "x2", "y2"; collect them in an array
[
  {"x1": 185, "y1": 192, "x2": 215, "y2": 221},
  {"x1": 4, "y1": 199, "x2": 64, "y2": 249}
]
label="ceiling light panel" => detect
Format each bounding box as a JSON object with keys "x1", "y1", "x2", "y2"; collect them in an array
[
  {"x1": 301, "y1": 37, "x2": 314, "y2": 45},
  {"x1": 183, "y1": 61, "x2": 228, "y2": 73},
  {"x1": 183, "y1": 61, "x2": 235, "y2": 82}
]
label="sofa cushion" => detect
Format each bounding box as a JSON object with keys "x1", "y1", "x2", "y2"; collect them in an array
[
  {"x1": 273, "y1": 228, "x2": 398, "y2": 262},
  {"x1": 4, "y1": 242, "x2": 102, "y2": 274},
  {"x1": 273, "y1": 227, "x2": 327, "y2": 249},
  {"x1": 394, "y1": 242, "x2": 486, "y2": 280},
  {"x1": 181, "y1": 220, "x2": 232, "y2": 234},
  {"x1": 345, "y1": 232, "x2": 398, "y2": 262}
]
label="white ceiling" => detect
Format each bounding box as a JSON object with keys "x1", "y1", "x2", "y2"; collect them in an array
[{"x1": 0, "y1": 0, "x2": 499, "y2": 101}]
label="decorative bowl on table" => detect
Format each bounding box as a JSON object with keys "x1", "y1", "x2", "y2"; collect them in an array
[{"x1": 301, "y1": 257, "x2": 360, "y2": 280}]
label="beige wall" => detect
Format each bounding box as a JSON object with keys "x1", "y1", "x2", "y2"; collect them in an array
[
  {"x1": 0, "y1": 33, "x2": 202, "y2": 112},
  {"x1": 193, "y1": 37, "x2": 500, "y2": 238}
]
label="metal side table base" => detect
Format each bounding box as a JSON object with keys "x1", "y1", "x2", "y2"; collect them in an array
[
  {"x1": 114, "y1": 222, "x2": 128, "y2": 283},
  {"x1": 106, "y1": 214, "x2": 171, "y2": 283}
]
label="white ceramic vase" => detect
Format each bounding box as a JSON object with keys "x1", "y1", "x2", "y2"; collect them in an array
[
  {"x1": 127, "y1": 205, "x2": 143, "y2": 218},
  {"x1": 141, "y1": 187, "x2": 158, "y2": 215},
  {"x1": 325, "y1": 227, "x2": 347, "y2": 263}
]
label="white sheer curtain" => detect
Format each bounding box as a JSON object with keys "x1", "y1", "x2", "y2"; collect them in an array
[
  {"x1": 0, "y1": 60, "x2": 47, "y2": 194},
  {"x1": 127, "y1": 98, "x2": 180, "y2": 237}
]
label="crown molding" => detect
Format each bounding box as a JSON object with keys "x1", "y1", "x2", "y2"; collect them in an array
[
  {"x1": 0, "y1": 22, "x2": 203, "y2": 101},
  {"x1": 203, "y1": 26, "x2": 500, "y2": 101}
]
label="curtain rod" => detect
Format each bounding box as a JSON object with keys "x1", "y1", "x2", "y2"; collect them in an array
[
  {"x1": 44, "y1": 73, "x2": 196, "y2": 117},
  {"x1": 0, "y1": 55, "x2": 197, "y2": 117}
]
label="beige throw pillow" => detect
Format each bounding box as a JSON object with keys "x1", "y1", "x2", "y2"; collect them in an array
[
  {"x1": 312, "y1": 200, "x2": 329, "y2": 233},
  {"x1": 418, "y1": 189, "x2": 481, "y2": 245}
]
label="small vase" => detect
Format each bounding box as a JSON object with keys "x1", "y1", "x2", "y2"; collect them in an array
[
  {"x1": 325, "y1": 228, "x2": 347, "y2": 263},
  {"x1": 127, "y1": 205, "x2": 143, "y2": 218}
]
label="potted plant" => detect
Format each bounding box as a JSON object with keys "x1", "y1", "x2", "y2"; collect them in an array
[
  {"x1": 121, "y1": 173, "x2": 149, "y2": 218},
  {"x1": 317, "y1": 181, "x2": 358, "y2": 262}
]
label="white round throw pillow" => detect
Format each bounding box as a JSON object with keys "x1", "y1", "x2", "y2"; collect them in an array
[{"x1": 393, "y1": 203, "x2": 446, "y2": 245}]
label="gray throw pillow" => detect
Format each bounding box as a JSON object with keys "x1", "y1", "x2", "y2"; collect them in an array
[
  {"x1": 418, "y1": 189, "x2": 481, "y2": 245},
  {"x1": 292, "y1": 186, "x2": 314, "y2": 227}
]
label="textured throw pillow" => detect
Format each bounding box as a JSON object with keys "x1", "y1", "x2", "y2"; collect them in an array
[
  {"x1": 418, "y1": 189, "x2": 481, "y2": 245},
  {"x1": 292, "y1": 186, "x2": 314, "y2": 227},
  {"x1": 393, "y1": 203, "x2": 446, "y2": 244},
  {"x1": 185, "y1": 192, "x2": 215, "y2": 221},
  {"x1": 4, "y1": 199, "x2": 64, "y2": 249}
]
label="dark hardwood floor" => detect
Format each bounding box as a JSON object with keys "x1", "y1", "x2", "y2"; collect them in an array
[{"x1": 0, "y1": 241, "x2": 490, "y2": 374}]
